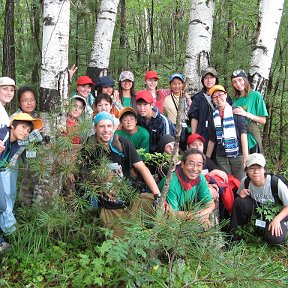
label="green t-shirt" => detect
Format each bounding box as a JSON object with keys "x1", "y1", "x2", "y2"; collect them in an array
[
  {"x1": 158, "y1": 172, "x2": 212, "y2": 212},
  {"x1": 233, "y1": 90, "x2": 268, "y2": 149},
  {"x1": 123, "y1": 97, "x2": 131, "y2": 107},
  {"x1": 115, "y1": 126, "x2": 150, "y2": 155}
]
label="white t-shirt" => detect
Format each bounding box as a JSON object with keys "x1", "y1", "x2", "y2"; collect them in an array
[
  {"x1": 237, "y1": 175, "x2": 288, "y2": 206},
  {"x1": 0, "y1": 103, "x2": 10, "y2": 127}
]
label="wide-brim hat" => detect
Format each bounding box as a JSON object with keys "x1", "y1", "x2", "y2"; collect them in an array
[
  {"x1": 119, "y1": 107, "x2": 137, "y2": 120},
  {"x1": 0, "y1": 77, "x2": 18, "y2": 89},
  {"x1": 11, "y1": 112, "x2": 43, "y2": 130},
  {"x1": 209, "y1": 85, "x2": 227, "y2": 96}
]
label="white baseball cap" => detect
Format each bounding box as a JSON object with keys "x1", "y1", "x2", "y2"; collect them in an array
[
  {"x1": 245, "y1": 153, "x2": 266, "y2": 169},
  {"x1": 0, "y1": 77, "x2": 18, "y2": 89}
]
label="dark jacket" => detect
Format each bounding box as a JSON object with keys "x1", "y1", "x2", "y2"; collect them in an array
[{"x1": 137, "y1": 108, "x2": 175, "y2": 153}]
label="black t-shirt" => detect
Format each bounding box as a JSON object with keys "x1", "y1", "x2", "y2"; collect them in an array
[
  {"x1": 81, "y1": 134, "x2": 141, "y2": 179},
  {"x1": 204, "y1": 157, "x2": 218, "y2": 171}
]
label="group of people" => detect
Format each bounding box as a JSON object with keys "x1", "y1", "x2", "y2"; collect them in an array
[{"x1": 0, "y1": 66, "x2": 288, "y2": 252}]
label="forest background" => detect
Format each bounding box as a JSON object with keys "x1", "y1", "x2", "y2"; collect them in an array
[
  {"x1": 1, "y1": 0, "x2": 288, "y2": 287},
  {"x1": 1, "y1": 0, "x2": 287, "y2": 171}
]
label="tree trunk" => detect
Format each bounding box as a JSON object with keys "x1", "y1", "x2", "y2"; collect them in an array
[
  {"x1": 184, "y1": 0, "x2": 215, "y2": 96},
  {"x1": 3, "y1": 0, "x2": 16, "y2": 80},
  {"x1": 249, "y1": 0, "x2": 284, "y2": 95},
  {"x1": 30, "y1": 1, "x2": 42, "y2": 87},
  {"x1": 87, "y1": 0, "x2": 120, "y2": 83},
  {"x1": 40, "y1": 0, "x2": 71, "y2": 112},
  {"x1": 119, "y1": 0, "x2": 127, "y2": 49},
  {"x1": 37, "y1": 0, "x2": 70, "y2": 202}
]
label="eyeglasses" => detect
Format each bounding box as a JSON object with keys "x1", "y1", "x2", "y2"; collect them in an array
[
  {"x1": 212, "y1": 93, "x2": 225, "y2": 100},
  {"x1": 21, "y1": 98, "x2": 36, "y2": 103},
  {"x1": 247, "y1": 166, "x2": 263, "y2": 172}
]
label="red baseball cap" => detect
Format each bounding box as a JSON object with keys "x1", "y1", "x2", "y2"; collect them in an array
[
  {"x1": 144, "y1": 70, "x2": 159, "y2": 80},
  {"x1": 76, "y1": 76, "x2": 94, "y2": 86},
  {"x1": 136, "y1": 90, "x2": 154, "y2": 103},
  {"x1": 187, "y1": 133, "x2": 205, "y2": 145}
]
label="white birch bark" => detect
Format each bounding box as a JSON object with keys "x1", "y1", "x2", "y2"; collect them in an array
[
  {"x1": 249, "y1": 0, "x2": 284, "y2": 95},
  {"x1": 89, "y1": 0, "x2": 120, "y2": 75},
  {"x1": 38, "y1": 0, "x2": 70, "y2": 200},
  {"x1": 183, "y1": 0, "x2": 214, "y2": 95},
  {"x1": 40, "y1": 0, "x2": 70, "y2": 104}
]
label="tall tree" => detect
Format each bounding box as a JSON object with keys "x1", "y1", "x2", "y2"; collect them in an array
[
  {"x1": 40, "y1": 0, "x2": 70, "y2": 112},
  {"x1": 249, "y1": 0, "x2": 285, "y2": 95},
  {"x1": 183, "y1": 0, "x2": 215, "y2": 95},
  {"x1": 87, "y1": 0, "x2": 120, "y2": 83},
  {"x1": 2, "y1": 0, "x2": 15, "y2": 79}
]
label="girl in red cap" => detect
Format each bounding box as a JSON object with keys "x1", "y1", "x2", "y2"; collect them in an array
[
  {"x1": 144, "y1": 70, "x2": 170, "y2": 114},
  {"x1": 73, "y1": 76, "x2": 95, "y2": 118}
]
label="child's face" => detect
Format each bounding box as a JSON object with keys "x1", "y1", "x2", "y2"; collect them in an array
[
  {"x1": 76, "y1": 84, "x2": 92, "y2": 98},
  {"x1": 11, "y1": 122, "x2": 32, "y2": 141},
  {"x1": 0, "y1": 85, "x2": 15, "y2": 106},
  {"x1": 145, "y1": 78, "x2": 158, "y2": 90},
  {"x1": 121, "y1": 114, "x2": 137, "y2": 132},
  {"x1": 136, "y1": 101, "x2": 153, "y2": 118},
  {"x1": 96, "y1": 99, "x2": 112, "y2": 113},
  {"x1": 102, "y1": 86, "x2": 113, "y2": 96},
  {"x1": 170, "y1": 78, "x2": 183, "y2": 94},
  {"x1": 121, "y1": 80, "x2": 133, "y2": 91},
  {"x1": 69, "y1": 100, "x2": 85, "y2": 119},
  {"x1": 19, "y1": 91, "x2": 36, "y2": 114}
]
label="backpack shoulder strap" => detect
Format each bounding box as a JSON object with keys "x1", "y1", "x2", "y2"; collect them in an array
[
  {"x1": 244, "y1": 176, "x2": 251, "y2": 189},
  {"x1": 269, "y1": 174, "x2": 282, "y2": 205}
]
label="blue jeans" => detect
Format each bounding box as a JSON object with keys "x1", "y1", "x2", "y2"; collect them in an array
[
  {"x1": 0, "y1": 176, "x2": 7, "y2": 213},
  {"x1": 0, "y1": 168, "x2": 19, "y2": 234}
]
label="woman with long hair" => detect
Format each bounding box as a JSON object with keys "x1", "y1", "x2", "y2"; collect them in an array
[{"x1": 231, "y1": 70, "x2": 268, "y2": 153}]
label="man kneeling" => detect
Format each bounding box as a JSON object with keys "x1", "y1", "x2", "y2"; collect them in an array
[
  {"x1": 230, "y1": 153, "x2": 288, "y2": 245},
  {"x1": 159, "y1": 148, "x2": 215, "y2": 229}
]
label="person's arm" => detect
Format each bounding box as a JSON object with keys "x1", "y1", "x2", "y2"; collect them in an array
[
  {"x1": 195, "y1": 199, "x2": 215, "y2": 220},
  {"x1": 191, "y1": 118, "x2": 198, "y2": 134},
  {"x1": 207, "y1": 169, "x2": 228, "y2": 183},
  {"x1": 68, "y1": 64, "x2": 78, "y2": 81},
  {"x1": 133, "y1": 161, "x2": 160, "y2": 196},
  {"x1": 233, "y1": 107, "x2": 266, "y2": 125},
  {"x1": 0, "y1": 140, "x2": 5, "y2": 154},
  {"x1": 268, "y1": 205, "x2": 288, "y2": 237},
  {"x1": 240, "y1": 133, "x2": 248, "y2": 168},
  {"x1": 206, "y1": 140, "x2": 215, "y2": 158}
]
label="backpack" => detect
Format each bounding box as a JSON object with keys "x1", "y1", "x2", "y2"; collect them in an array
[
  {"x1": 205, "y1": 174, "x2": 240, "y2": 214},
  {"x1": 244, "y1": 173, "x2": 287, "y2": 205}
]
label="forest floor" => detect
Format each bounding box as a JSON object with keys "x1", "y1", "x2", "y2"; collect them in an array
[{"x1": 1, "y1": 196, "x2": 288, "y2": 288}]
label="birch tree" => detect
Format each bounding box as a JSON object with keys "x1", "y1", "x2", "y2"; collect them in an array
[
  {"x1": 249, "y1": 0, "x2": 284, "y2": 95},
  {"x1": 37, "y1": 0, "x2": 70, "y2": 201},
  {"x1": 87, "y1": 0, "x2": 120, "y2": 83},
  {"x1": 184, "y1": 0, "x2": 215, "y2": 95},
  {"x1": 40, "y1": 0, "x2": 70, "y2": 112}
]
